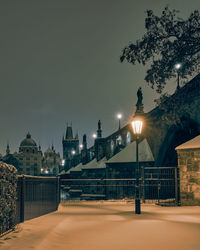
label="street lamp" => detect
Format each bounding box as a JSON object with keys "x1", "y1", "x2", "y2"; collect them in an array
[
  {"x1": 72, "y1": 150, "x2": 76, "y2": 155},
  {"x1": 117, "y1": 113, "x2": 122, "y2": 130},
  {"x1": 92, "y1": 133, "x2": 97, "y2": 139},
  {"x1": 175, "y1": 63, "x2": 182, "y2": 90},
  {"x1": 79, "y1": 144, "x2": 83, "y2": 149},
  {"x1": 131, "y1": 115, "x2": 143, "y2": 214}
]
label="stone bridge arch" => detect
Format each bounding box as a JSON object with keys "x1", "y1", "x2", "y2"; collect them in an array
[
  {"x1": 144, "y1": 73, "x2": 200, "y2": 166},
  {"x1": 156, "y1": 117, "x2": 200, "y2": 166}
]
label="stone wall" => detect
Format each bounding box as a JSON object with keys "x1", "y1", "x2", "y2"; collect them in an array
[{"x1": 177, "y1": 149, "x2": 200, "y2": 203}]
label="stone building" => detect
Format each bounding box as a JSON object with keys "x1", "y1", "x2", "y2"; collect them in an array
[
  {"x1": 176, "y1": 135, "x2": 200, "y2": 203},
  {"x1": 17, "y1": 133, "x2": 42, "y2": 176},
  {"x1": 42, "y1": 145, "x2": 60, "y2": 176},
  {"x1": 1, "y1": 144, "x2": 20, "y2": 171}
]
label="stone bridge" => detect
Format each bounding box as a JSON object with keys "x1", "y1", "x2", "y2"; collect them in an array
[
  {"x1": 62, "y1": 73, "x2": 200, "y2": 171},
  {"x1": 86, "y1": 73, "x2": 200, "y2": 167}
]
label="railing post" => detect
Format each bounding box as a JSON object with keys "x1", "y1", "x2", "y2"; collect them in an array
[
  {"x1": 57, "y1": 176, "x2": 60, "y2": 209},
  {"x1": 20, "y1": 175, "x2": 25, "y2": 222},
  {"x1": 142, "y1": 166, "x2": 145, "y2": 203},
  {"x1": 175, "y1": 167, "x2": 181, "y2": 206},
  {"x1": 174, "y1": 167, "x2": 178, "y2": 206}
]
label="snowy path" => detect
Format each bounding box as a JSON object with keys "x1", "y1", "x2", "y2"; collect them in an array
[{"x1": 1, "y1": 201, "x2": 200, "y2": 250}]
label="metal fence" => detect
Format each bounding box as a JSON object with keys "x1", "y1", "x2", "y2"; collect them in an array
[
  {"x1": 16, "y1": 175, "x2": 60, "y2": 224},
  {"x1": 61, "y1": 166, "x2": 180, "y2": 205}
]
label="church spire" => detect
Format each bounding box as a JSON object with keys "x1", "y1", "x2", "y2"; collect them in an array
[
  {"x1": 65, "y1": 123, "x2": 73, "y2": 139},
  {"x1": 82, "y1": 134, "x2": 87, "y2": 150},
  {"x1": 6, "y1": 143, "x2": 10, "y2": 155},
  {"x1": 97, "y1": 120, "x2": 102, "y2": 138}
]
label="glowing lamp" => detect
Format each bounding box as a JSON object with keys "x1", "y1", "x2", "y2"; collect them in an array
[
  {"x1": 131, "y1": 117, "x2": 143, "y2": 135},
  {"x1": 175, "y1": 63, "x2": 182, "y2": 70}
]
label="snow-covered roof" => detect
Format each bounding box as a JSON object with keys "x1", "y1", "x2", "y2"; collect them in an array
[
  {"x1": 59, "y1": 170, "x2": 66, "y2": 175},
  {"x1": 64, "y1": 163, "x2": 83, "y2": 174},
  {"x1": 176, "y1": 135, "x2": 200, "y2": 150},
  {"x1": 82, "y1": 157, "x2": 106, "y2": 170},
  {"x1": 70, "y1": 162, "x2": 83, "y2": 172},
  {"x1": 107, "y1": 138, "x2": 154, "y2": 163}
]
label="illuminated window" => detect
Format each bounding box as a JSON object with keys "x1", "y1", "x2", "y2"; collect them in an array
[
  {"x1": 126, "y1": 132, "x2": 131, "y2": 145},
  {"x1": 116, "y1": 135, "x2": 122, "y2": 145},
  {"x1": 110, "y1": 140, "x2": 114, "y2": 153}
]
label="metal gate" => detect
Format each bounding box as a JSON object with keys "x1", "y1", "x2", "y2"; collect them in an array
[{"x1": 16, "y1": 175, "x2": 60, "y2": 223}]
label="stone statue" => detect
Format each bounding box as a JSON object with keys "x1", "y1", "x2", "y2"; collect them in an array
[
  {"x1": 135, "y1": 87, "x2": 144, "y2": 114},
  {"x1": 136, "y1": 87, "x2": 143, "y2": 106}
]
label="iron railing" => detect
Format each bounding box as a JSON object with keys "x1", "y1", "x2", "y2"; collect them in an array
[{"x1": 60, "y1": 166, "x2": 180, "y2": 205}]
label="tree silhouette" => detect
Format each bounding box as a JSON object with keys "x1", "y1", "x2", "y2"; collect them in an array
[{"x1": 120, "y1": 6, "x2": 200, "y2": 93}]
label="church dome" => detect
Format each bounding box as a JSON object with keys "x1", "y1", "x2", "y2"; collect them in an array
[{"x1": 20, "y1": 133, "x2": 37, "y2": 147}]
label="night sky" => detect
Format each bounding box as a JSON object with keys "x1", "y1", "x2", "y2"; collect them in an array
[{"x1": 0, "y1": 0, "x2": 199, "y2": 156}]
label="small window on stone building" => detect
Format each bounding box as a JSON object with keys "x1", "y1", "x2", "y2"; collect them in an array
[
  {"x1": 116, "y1": 135, "x2": 122, "y2": 145},
  {"x1": 110, "y1": 140, "x2": 114, "y2": 154},
  {"x1": 126, "y1": 132, "x2": 131, "y2": 145}
]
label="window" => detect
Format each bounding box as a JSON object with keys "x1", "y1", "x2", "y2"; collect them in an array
[
  {"x1": 116, "y1": 135, "x2": 122, "y2": 145},
  {"x1": 110, "y1": 140, "x2": 114, "y2": 154},
  {"x1": 126, "y1": 132, "x2": 131, "y2": 145}
]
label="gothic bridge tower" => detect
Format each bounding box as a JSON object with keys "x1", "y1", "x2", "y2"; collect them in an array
[{"x1": 62, "y1": 124, "x2": 79, "y2": 171}]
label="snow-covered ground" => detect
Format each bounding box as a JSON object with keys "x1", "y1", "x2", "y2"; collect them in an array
[{"x1": 1, "y1": 201, "x2": 200, "y2": 250}]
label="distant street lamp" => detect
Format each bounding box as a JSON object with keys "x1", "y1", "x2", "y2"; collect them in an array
[
  {"x1": 131, "y1": 115, "x2": 143, "y2": 214},
  {"x1": 117, "y1": 113, "x2": 122, "y2": 130},
  {"x1": 79, "y1": 144, "x2": 83, "y2": 149},
  {"x1": 175, "y1": 63, "x2": 182, "y2": 90},
  {"x1": 92, "y1": 133, "x2": 97, "y2": 139},
  {"x1": 72, "y1": 150, "x2": 76, "y2": 155}
]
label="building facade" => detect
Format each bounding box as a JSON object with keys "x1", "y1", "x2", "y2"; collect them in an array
[
  {"x1": 42, "y1": 145, "x2": 60, "y2": 176},
  {"x1": 17, "y1": 133, "x2": 42, "y2": 176}
]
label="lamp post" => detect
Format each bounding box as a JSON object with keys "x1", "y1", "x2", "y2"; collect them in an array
[
  {"x1": 131, "y1": 116, "x2": 143, "y2": 214},
  {"x1": 117, "y1": 113, "x2": 122, "y2": 130},
  {"x1": 175, "y1": 63, "x2": 182, "y2": 90}
]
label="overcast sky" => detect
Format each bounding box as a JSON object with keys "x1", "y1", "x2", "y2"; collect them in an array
[{"x1": 0, "y1": 0, "x2": 199, "y2": 156}]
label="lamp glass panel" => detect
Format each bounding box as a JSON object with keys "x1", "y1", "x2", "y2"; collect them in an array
[{"x1": 131, "y1": 120, "x2": 143, "y2": 134}]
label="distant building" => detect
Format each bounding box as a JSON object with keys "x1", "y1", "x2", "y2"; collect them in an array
[
  {"x1": 1, "y1": 144, "x2": 20, "y2": 171},
  {"x1": 176, "y1": 135, "x2": 200, "y2": 202},
  {"x1": 62, "y1": 124, "x2": 80, "y2": 171},
  {"x1": 42, "y1": 145, "x2": 60, "y2": 176},
  {"x1": 17, "y1": 133, "x2": 42, "y2": 175},
  {"x1": 1, "y1": 133, "x2": 61, "y2": 176}
]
